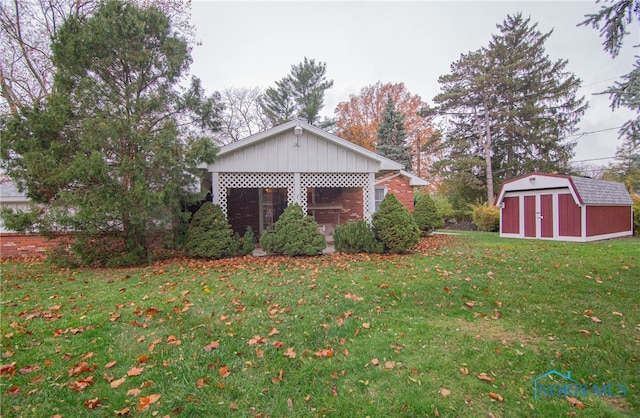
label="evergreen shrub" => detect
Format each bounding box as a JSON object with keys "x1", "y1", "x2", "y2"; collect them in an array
[
  {"x1": 259, "y1": 204, "x2": 326, "y2": 256},
  {"x1": 240, "y1": 226, "x2": 256, "y2": 255},
  {"x1": 413, "y1": 194, "x2": 444, "y2": 236},
  {"x1": 184, "y1": 202, "x2": 240, "y2": 259},
  {"x1": 471, "y1": 202, "x2": 500, "y2": 232},
  {"x1": 333, "y1": 220, "x2": 383, "y2": 254},
  {"x1": 372, "y1": 193, "x2": 420, "y2": 253}
]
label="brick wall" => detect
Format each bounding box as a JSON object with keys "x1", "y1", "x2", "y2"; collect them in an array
[
  {"x1": 377, "y1": 174, "x2": 415, "y2": 211},
  {"x1": 0, "y1": 233, "x2": 72, "y2": 258}
]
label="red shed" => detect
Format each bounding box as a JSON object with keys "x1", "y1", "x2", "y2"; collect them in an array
[{"x1": 495, "y1": 172, "x2": 634, "y2": 242}]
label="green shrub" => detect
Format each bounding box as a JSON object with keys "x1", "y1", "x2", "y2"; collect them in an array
[
  {"x1": 471, "y1": 202, "x2": 500, "y2": 232},
  {"x1": 184, "y1": 202, "x2": 240, "y2": 259},
  {"x1": 259, "y1": 204, "x2": 326, "y2": 256},
  {"x1": 372, "y1": 193, "x2": 420, "y2": 254},
  {"x1": 413, "y1": 194, "x2": 444, "y2": 236},
  {"x1": 240, "y1": 226, "x2": 256, "y2": 255},
  {"x1": 333, "y1": 220, "x2": 383, "y2": 254}
]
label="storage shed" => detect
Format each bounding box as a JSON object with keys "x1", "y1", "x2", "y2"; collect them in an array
[{"x1": 495, "y1": 172, "x2": 634, "y2": 242}]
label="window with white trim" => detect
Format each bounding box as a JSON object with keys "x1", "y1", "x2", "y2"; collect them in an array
[{"x1": 374, "y1": 186, "x2": 387, "y2": 212}]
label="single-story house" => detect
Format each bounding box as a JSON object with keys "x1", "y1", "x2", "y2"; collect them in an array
[
  {"x1": 0, "y1": 177, "x2": 66, "y2": 257},
  {"x1": 201, "y1": 119, "x2": 428, "y2": 236},
  {"x1": 495, "y1": 172, "x2": 634, "y2": 242}
]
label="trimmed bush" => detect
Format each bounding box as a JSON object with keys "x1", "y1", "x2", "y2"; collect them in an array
[
  {"x1": 372, "y1": 193, "x2": 420, "y2": 254},
  {"x1": 471, "y1": 202, "x2": 500, "y2": 232},
  {"x1": 240, "y1": 226, "x2": 256, "y2": 255},
  {"x1": 413, "y1": 194, "x2": 444, "y2": 236},
  {"x1": 333, "y1": 220, "x2": 383, "y2": 254},
  {"x1": 259, "y1": 204, "x2": 326, "y2": 256},
  {"x1": 184, "y1": 202, "x2": 240, "y2": 259}
]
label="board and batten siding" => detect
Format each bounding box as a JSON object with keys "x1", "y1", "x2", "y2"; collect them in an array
[{"x1": 212, "y1": 131, "x2": 381, "y2": 174}]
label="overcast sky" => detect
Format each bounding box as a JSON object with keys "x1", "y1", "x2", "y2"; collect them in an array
[{"x1": 189, "y1": 1, "x2": 639, "y2": 170}]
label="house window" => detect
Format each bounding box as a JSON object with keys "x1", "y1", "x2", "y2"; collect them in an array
[{"x1": 374, "y1": 187, "x2": 387, "y2": 212}]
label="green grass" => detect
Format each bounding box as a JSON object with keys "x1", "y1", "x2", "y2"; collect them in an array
[{"x1": 1, "y1": 232, "x2": 638, "y2": 417}]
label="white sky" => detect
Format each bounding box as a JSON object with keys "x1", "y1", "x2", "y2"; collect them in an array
[{"x1": 189, "y1": 1, "x2": 639, "y2": 169}]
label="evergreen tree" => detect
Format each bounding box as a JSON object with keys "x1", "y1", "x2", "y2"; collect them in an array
[
  {"x1": 376, "y1": 96, "x2": 413, "y2": 171},
  {"x1": 260, "y1": 57, "x2": 334, "y2": 126},
  {"x1": 581, "y1": 1, "x2": 639, "y2": 192},
  {"x1": 0, "y1": 0, "x2": 220, "y2": 266},
  {"x1": 372, "y1": 193, "x2": 419, "y2": 254},
  {"x1": 434, "y1": 13, "x2": 587, "y2": 203}
]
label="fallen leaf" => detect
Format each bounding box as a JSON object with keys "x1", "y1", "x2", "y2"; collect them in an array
[
  {"x1": 488, "y1": 392, "x2": 504, "y2": 402},
  {"x1": 362, "y1": 322, "x2": 370, "y2": 329},
  {"x1": 566, "y1": 396, "x2": 585, "y2": 410},
  {"x1": 331, "y1": 384, "x2": 338, "y2": 396},
  {"x1": 219, "y1": 366, "x2": 230, "y2": 378},
  {"x1": 127, "y1": 366, "x2": 144, "y2": 377},
  {"x1": 477, "y1": 373, "x2": 494, "y2": 383},
  {"x1": 115, "y1": 406, "x2": 131, "y2": 416},
  {"x1": 0, "y1": 362, "x2": 16, "y2": 377},
  {"x1": 314, "y1": 348, "x2": 334, "y2": 358},
  {"x1": 84, "y1": 398, "x2": 100, "y2": 409},
  {"x1": 371, "y1": 358, "x2": 380, "y2": 366},
  {"x1": 6, "y1": 385, "x2": 20, "y2": 396},
  {"x1": 268, "y1": 327, "x2": 280, "y2": 336},
  {"x1": 384, "y1": 361, "x2": 396, "y2": 369},
  {"x1": 127, "y1": 388, "x2": 141, "y2": 397},
  {"x1": 248, "y1": 335, "x2": 268, "y2": 346},
  {"x1": 284, "y1": 347, "x2": 297, "y2": 358},
  {"x1": 136, "y1": 394, "x2": 161, "y2": 412},
  {"x1": 460, "y1": 367, "x2": 469, "y2": 375},
  {"x1": 344, "y1": 292, "x2": 363, "y2": 301},
  {"x1": 439, "y1": 388, "x2": 451, "y2": 397},
  {"x1": 591, "y1": 316, "x2": 602, "y2": 323},
  {"x1": 137, "y1": 354, "x2": 149, "y2": 364},
  {"x1": 612, "y1": 311, "x2": 623, "y2": 317},
  {"x1": 105, "y1": 361, "x2": 117, "y2": 369},
  {"x1": 110, "y1": 377, "x2": 126, "y2": 389},
  {"x1": 203, "y1": 340, "x2": 220, "y2": 352}
]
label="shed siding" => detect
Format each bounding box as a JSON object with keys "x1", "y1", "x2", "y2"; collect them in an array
[
  {"x1": 540, "y1": 194, "x2": 553, "y2": 238},
  {"x1": 524, "y1": 196, "x2": 536, "y2": 237},
  {"x1": 558, "y1": 193, "x2": 581, "y2": 237},
  {"x1": 586, "y1": 206, "x2": 632, "y2": 237},
  {"x1": 501, "y1": 196, "x2": 519, "y2": 234}
]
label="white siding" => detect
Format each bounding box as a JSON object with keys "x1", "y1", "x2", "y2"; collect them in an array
[{"x1": 211, "y1": 131, "x2": 381, "y2": 173}]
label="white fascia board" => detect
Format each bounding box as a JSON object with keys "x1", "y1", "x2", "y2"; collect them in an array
[{"x1": 208, "y1": 119, "x2": 403, "y2": 171}]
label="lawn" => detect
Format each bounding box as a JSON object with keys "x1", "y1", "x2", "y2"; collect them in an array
[{"x1": 0, "y1": 232, "x2": 638, "y2": 417}]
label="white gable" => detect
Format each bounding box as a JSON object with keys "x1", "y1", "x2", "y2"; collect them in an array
[{"x1": 207, "y1": 120, "x2": 402, "y2": 174}]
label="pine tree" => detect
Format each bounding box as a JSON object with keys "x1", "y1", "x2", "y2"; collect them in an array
[
  {"x1": 581, "y1": 1, "x2": 639, "y2": 192},
  {"x1": 376, "y1": 96, "x2": 413, "y2": 171},
  {"x1": 260, "y1": 57, "x2": 334, "y2": 126},
  {"x1": 434, "y1": 13, "x2": 587, "y2": 203}
]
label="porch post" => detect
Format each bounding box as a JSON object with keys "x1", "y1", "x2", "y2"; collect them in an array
[
  {"x1": 211, "y1": 172, "x2": 220, "y2": 205},
  {"x1": 364, "y1": 172, "x2": 375, "y2": 222},
  {"x1": 292, "y1": 172, "x2": 302, "y2": 206}
]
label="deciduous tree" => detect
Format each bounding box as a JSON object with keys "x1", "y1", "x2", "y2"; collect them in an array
[
  {"x1": 0, "y1": 0, "x2": 193, "y2": 114},
  {"x1": 335, "y1": 82, "x2": 438, "y2": 178}
]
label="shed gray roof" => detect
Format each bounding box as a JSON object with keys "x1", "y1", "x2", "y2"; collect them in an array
[{"x1": 570, "y1": 176, "x2": 633, "y2": 205}]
